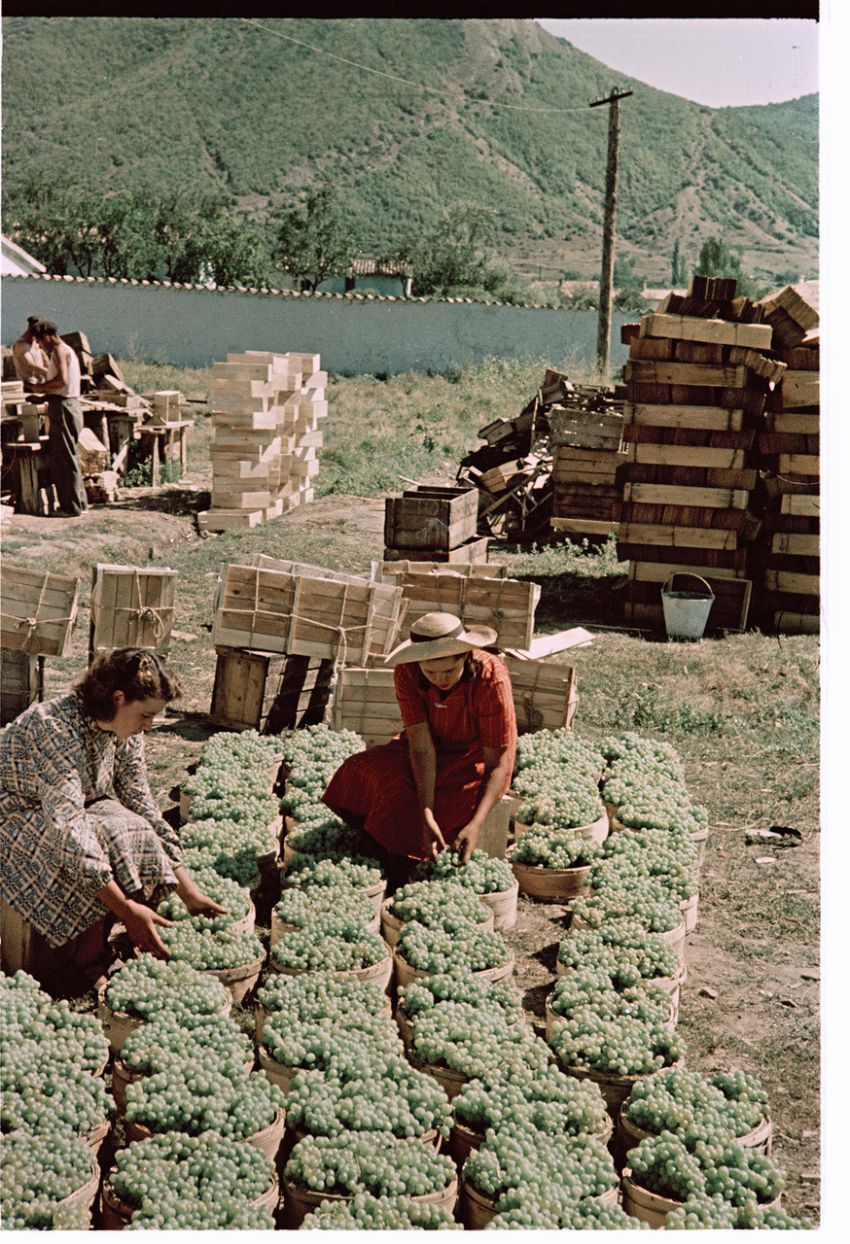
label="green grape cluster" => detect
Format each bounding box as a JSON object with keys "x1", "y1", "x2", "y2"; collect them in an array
[
  {"x1": 2, "y1": 1060, "x2": 112, "y2": 1136},
  {"x1": 399, "y1": 972, "x2": 523, "y2": 1023},
  {"x1": 0, "y1": 1130, "x2": 95, "y2": 1224},
  {"x1": 262, "y1": 1011, "x2": 401, "y2": 1071},
  {"x1": 398, "y1": 921, "x2": 510, "y2": 975},
  {"x1": 3, "y1": 1199, "x2": 93, "y2": 1231},
  {"x1": 512, "y1": 826, "x2": 601, "y2": 869},
  {"x1": 127, "y1": 1196, "x2": 275, "y2": 1230},
  {"x1": 283, "y1": 855, "x2": 384, "y2": 893},
  {"x1": 286, "y1": 1051, "x2": 451, "y2": 1140},
  {"x1": 549, "y1": 967, "x2": 671, "y2": 1027},
  {"x1": 274, "y1": 885, "x2": 375, "y2": 931},
  {"x1": 182, "y1": 842, "x2": 261, "y2": 889},
  {"x1": 256, "y1": 970, "x2": 389, "y2": 1028},
  {"x1": 285, "y1": 1131, "x2": 455, "y2": 1197},
  {"x1": 514, "y1": 729, "x2": 605, "y2": 781},
  {"x1": 516, "y1": 789, "x2": 604, "y2": 833},
  {"x1": 284, "y1": 815, "x2": 373, "y2": 859},
  {"x1": 549, "y1": 1008, "x2": 684, "y2": 1076},
  {"x1": 556, "y1": 919, "x2": 680, "y2": 984},
  {"x1": 280, "y1": 723, "x2": 365, "y2": 771},
  {"x1": 733, "y1": 1201, "x2": 810, "y2": 1229},
  {"x1": 453, "y1": 1065, "x2": 608, "y2": 1138},
  {"x1": 301, "y1": 1192, "x2": 461, "y2": 1230},
  {"x1": 182, "y1": 730, "x2": 280, "y2": 814},
  {"x1": 663, "y1": 1193, "x2": 739, "y2": 1228},
  {"x1": 629, "y1": 1131, "x2": 785, "y2": 1207},
  {"x1": 120, "y1": 1012, "x2": 253, "y2": 1079},
  {"x1": 389, "y1": 879, "x2": 489, "y2": 931},
  {"x1": 125, "y1": 1067, "x2": 283, "y2": 1139},
  {"x1": 185, "y1": 790, "x2": 280, "y2": 828},
  {"x1": 569, "y1": 877, "x2": 683, "y2": 934},
  {"x1": 465, "y1": 1123, "x2": 617, "y2": 1202},
  {"x1": 599, "y1": 732, "x2": 708, "y2": 837},
  {"x1": 410, "y1": 1000, "x2": 550, "y2": 1081},
  {"x1": 270, "y1": 918, "x2": 387, "y2": 973},
  {"x1": 181, "y1": 812, "x2": 274, "y2": 887},
  {"x1": 593, "y1": 830, "x2": 698, "y2": 903},
  {"x1": 156, "y1": 867, "x2": 251, "y2": 932},
  {"x1": 622, "y1": 1067, "x2": 768, "y2": 1143},
  {"x1": 414, "y1": 849, "x2": 514, "y2": 894},
  {"x1": 489, "y1": 1195, "x2": 647, "y2": 1229},
  {"x1": 104, "y1": 957, "x2": 229, "y2": 1020},
  {"x1": 110, "y1": 1131, "x2": 274, "y2": 1208},
  {"x1": 159, "y1": 924, "x2": 264, "y2": 970},
  {"x1": 0, "y1": 970, "x2": 109, "y2": 1074}
]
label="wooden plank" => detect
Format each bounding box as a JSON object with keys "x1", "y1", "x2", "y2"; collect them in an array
[
  {"x1": 550, "y1": 518, "x2": 620, "y2": 538},
  {"x1": 639, "y1": 313, "x2": 773, "y2": 349},
  {"x1": 625, "y1": 360, "x2": 748, "y2": 387},
  {"x1": 623, "y1": 483, "x2": 748, "y2": 510},
  {"x1": 778, "y1": 454, "x2": 819, "y2": 477},
  {"x1": 779, "y1": 371, "x2": 820, "y2": 409},
  {"x1": 630, "y1": 561, "x2": 744, "y2": 583},
  {"x1": 507, "y1": 628, "x2": 594, "y2": 659},
  {"x1": 381, "y1": 536, "x2": 491, "y2": 565},
  {"x1": 780, "y1": 494, "x2": 820, "y2": 517},
  {"x1": 766, "y1": 411, "x2": 819, "y2": 435},
  {"x1": 770, "y1": 533, "x2": 819, "y2": 557},
  {"x1": 632, "y1": 444, "x2": 745, "y2": 469},
  {"x1": 773, "y1": 611, "x2": 819, "y2": 634},
  {"x1": 618, "y1": 523, "x2": 738, "y2": 550},
  {"x1": 623, "y1": 404, "x2": 744, "y2": 432},
  {"x1": 764, "y1": 570, "x2": 819, "y2": 596}
]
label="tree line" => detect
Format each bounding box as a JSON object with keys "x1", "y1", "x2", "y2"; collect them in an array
[{"x1": 6, "y1": 180, "x2": 765, "y2": 305}]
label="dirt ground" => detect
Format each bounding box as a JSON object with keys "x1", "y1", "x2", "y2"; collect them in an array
[{"x1": 1, "y1": 485, "x2": 821, "y2": 1226}]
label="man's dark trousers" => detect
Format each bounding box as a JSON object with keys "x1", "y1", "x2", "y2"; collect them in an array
[{"x1": 47, "y1": 396, "x2": 87, "y2": 515}]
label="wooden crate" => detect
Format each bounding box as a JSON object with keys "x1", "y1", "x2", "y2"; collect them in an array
[
  {"x1": 625, "y1": 567, "x2": 752, "y2": 632},
  {"x1": 548, "y1": 408, "x2": 623, "y2": 450},
  {"x1": 90, "y1": 565, "x2": 177, "y2": 656},
  {"x1": 212, "y1": 563, "x2": 406, "y2": 663},
  {"x1": 334, "y1": 655, "x2": 576, "y2": 746},
  {"x1": 380, "y1": 556, "x2": 504, "y2": 579},
  {"x1": 622, "y1": 483, "x2": 749, "y2": 510},
  {"x1": 384, "y1": 487, "x2": 479, "y2": 552},
  {"x1": 0, "y1": 567, "x2": 80, "y2": 657},
  {"x1": 381, "y1": 536, "x2": 491, "y2": 565},
  {"x1": 392, "y1": 571, "x2": 540, "y2": 652},
  {"x1": 0, "y1": 648, "x2": 40, "y2": 725},
  {"x1": 209, "y1": 647, "x2": 333, "y2": 732}
]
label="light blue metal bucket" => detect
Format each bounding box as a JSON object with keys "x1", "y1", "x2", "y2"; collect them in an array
[{"x1": 661, "y1": 573, "x2": 715, "y2": 642}]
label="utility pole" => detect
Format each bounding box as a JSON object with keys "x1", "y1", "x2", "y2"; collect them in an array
[{"x1": 590, "y1": 88, "x2": 632, "y2": 385}]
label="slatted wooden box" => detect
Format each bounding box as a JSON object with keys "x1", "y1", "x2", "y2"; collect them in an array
[
  {"x1": 0, "y1": 648, "x2": 40, "y2": 725},
  {"x1": 381, "y1": 536, "x2": 490, "y2": 565},
  {"x1": 386, "y1": 569, "x2": 540, "y2": 652},
  {"x1": 90, "y1": 565, "x2": 177, "y2": 657},
  {"x1": 0, "y1": 567, "x2": 80, "y2": 657},
  {"x1": 209, "y1": 647, "x2": 333, "y2": 733},
  {"x1": 384, "y1": 486, "x2": 479, "y2": 552},
  {"x1": 334, "y1": 656, "x2": 577, "y2": 747},
  {"x1": 212, "y1": 562, "x2": 406, "y2": 664}
]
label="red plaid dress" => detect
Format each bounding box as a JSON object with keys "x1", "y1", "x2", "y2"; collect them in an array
[{"x1": 323, "y1": 650, "x2": 516, "y2": 859}]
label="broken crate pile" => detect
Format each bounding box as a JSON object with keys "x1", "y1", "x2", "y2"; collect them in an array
[
  {"x1": 749, "y1": 290, "x2": 819, "y2": 634},
  {"x1": 200, "y1": 350, "x2": 326, "y2": 532},
  {"x1": 618, "y1": 278, "x2": 786, "y2": 633},
  {"x1": 383, "y1": 484, "x2": 488, "y2": 563}
]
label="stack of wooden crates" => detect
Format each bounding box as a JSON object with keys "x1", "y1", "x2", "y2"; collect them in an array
[
  {"x1": 199, "y1": 350, "x2": 326, "y2": 532},
  {"x1": 549, "y1": 402, "x2": 628, "y2": 541},
  {"x1": 751, "y1": 289, "x2": 820, "y2": 633},
  {"x1": 383, "y1": 485, "x2": 488, "y2": 563},
  {"x1": 618, "y1": 287, "x2": 782, "y2": 632}
]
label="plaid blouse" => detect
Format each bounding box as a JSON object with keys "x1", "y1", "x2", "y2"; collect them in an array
[{"x1": 0, "y1": 693, "x2": 182, "y2": 947}]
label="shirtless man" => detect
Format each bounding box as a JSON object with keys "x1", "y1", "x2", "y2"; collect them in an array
[
  {"x1": 28, "y1": 321, "x2": 87, "y2": 517},
  {"x1": 11, "y1": 316, "x2": 50, "y2": 389}
]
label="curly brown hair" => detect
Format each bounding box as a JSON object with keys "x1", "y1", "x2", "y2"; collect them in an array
[{"x1": 74, "y1": 648, "x2": 184, "y2": 720}]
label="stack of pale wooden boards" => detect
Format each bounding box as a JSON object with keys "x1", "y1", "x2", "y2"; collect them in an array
[{"x1": 199, "y1": 350, "x2": 326, "y2": 532}]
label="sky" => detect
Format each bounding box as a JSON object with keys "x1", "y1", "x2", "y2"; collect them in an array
[{"x1": 535, "y1": 18, "x2": 819, "y2": 108}]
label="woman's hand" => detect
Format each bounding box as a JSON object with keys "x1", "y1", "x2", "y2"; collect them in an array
[
  {"x1": 422, "y1": 809, "x2": 447, "y2": 859},
  {"x1": 175, "y1": 867, "x2": 228, "y2": 917},
  {"x1": 123, "y1": 900, "x2": 173, "y2": 958},
  {"x1": 453, "y1": 822, "x2": 480, "y2": 865},
  {"x1": 182, "y1": 889, "x2": 228, "y2": 918}
]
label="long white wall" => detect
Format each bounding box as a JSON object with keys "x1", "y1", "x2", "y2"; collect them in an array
[{"x1": 2, "y1": 274, "x2": 635, "y2": 376}]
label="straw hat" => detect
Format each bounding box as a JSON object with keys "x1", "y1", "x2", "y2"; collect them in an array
[{"x1": 384, "y1": 612, "x2": 498, "y2": 666}]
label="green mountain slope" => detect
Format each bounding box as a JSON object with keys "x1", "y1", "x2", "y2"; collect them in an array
[{"x1": 1, "y1": 16, "x2": 818, "y2": 285}]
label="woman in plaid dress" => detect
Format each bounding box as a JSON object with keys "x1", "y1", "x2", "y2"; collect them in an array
[
  {"x1": 323, "y1": 612, "x2": 517, "y2": 866},
  {"x1": 0, "y1": 648, "x2": 224, "y2": 992}
]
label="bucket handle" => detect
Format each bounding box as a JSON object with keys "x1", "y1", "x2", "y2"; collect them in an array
[{"x1": 661, "y1": 573, "x2": 715, "y2": 598}]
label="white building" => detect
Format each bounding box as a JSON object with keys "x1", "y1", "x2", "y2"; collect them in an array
[{"x1": 1, "y1": 236, "x2": 46, "y2": 277}]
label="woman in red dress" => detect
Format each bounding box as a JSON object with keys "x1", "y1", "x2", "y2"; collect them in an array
[{"x1": 322, "y1": 612, "x2": 517, "y2": 865}]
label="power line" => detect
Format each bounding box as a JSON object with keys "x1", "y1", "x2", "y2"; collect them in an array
[{"x1": 239, "y1": 18, "x2": 595, "y2": 115}]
